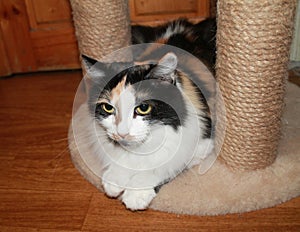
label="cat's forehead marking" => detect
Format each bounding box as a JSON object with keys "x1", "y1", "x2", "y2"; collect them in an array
[
  {"x1": 110, "y1": 75, "x2": 128, "y2": 103},
  {"x1": 116, "y1": 86, "x2": 136, "y2": 134}
]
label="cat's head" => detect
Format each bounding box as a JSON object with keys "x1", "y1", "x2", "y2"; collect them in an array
[{"x1": 83, "y1": 53, "x2": 188, "y2": 147}]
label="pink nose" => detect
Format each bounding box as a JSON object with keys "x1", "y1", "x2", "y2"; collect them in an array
[{"x1": 118, "y1": 133, "x2": 129, "y2": 139}]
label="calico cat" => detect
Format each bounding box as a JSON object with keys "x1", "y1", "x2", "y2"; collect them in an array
[{"x1": 81, "y1": 18, "x2": 216, "y2": 210}]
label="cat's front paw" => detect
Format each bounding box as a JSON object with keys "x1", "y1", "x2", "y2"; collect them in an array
[
  {"x1": 121, "y1": 189, "x2": 156, "y2": 211},
  {"x1": 103, "y1": 182, "x2": 124, "y2": 198}
]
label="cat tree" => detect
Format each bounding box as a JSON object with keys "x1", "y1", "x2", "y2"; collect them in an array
[{"x1": 68, "y1": 0, "x2": 300, "y2": 215}]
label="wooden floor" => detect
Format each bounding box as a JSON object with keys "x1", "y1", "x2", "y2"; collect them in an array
[{"x1": 0, "y1": 70, "x2": 299, "y2": 231}]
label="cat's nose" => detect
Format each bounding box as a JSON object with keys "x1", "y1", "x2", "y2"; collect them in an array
[
  {"x1": 118, "y1": 133, "x2": 129, "y2": 139},
  {"x1": 117, "y1": 123, "x2": 130, "y2": 139}
]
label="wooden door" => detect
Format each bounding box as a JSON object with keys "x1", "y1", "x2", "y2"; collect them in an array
[
  {"x1": 129, "y1": 0, "x2": 210, "y2": 25},
  {"x1": 0, "y1": 0, "x2": 211, "y2": 77},
  {"x1": 0, "y1": 0, "x2": 80, "y2": 76}
]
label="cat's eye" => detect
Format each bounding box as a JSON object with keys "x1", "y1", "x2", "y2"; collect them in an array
[
  {"x1": 101, "y1": 103, "x2": 115, "y2": 114},
  {"x1": 135, "y1": 104, "x2": 152, "y2": 115}
]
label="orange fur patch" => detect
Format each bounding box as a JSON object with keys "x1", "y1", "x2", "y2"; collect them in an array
[
  {"x1": 110, "y1": 75, "x2": 127, "y2": 102},
  {"x1": 178, "y1": 72, "x2": 208, "y2": 114},
  {"x1": 155, "y1": 38, "x2": 168, "y2": 44}
]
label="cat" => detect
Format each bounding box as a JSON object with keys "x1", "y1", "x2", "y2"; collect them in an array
[{"x1": 81, "y1": 18, "x2": 216, "y2": 210}]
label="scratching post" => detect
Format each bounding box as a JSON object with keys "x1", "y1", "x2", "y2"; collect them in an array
[
  {"x1": 69, "y1": 0, "x2": 300, "y2": 215},
  {"x1": 70, "y1": 0, "x2": 131, "y2": 60},
  {"x1": 215, "y1": 0, "x2": 297, "y2": 170}
]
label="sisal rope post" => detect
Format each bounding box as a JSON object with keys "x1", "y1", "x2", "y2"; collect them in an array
[
  {"x1": 215, "y1": 0, "x2": 297, "y2": 170},
  {"x1": 70, "y1": 0, "x2": 131, "y2": 61}
]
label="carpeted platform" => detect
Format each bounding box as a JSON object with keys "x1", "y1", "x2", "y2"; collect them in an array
[{"x1": 68, "y1": 82, "x2": 300, "y2": 215}]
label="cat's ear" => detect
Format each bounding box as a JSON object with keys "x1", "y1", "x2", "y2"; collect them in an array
[
  {"x1": 81, "y1": 54, "x2": 106, "y2": 79},
  {"x1": 81, "y1": 54, "x2": 98, "y2": 70},
  {"x1": 81, "y1": 54, "x2": 134, "y2": 79},
  {"x1": 152, "y1": 52, "x2": 178, "y2": 83}
]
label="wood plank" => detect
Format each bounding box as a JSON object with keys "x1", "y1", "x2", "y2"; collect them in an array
[
  {"x1": 134, "y1": 0, "x2": 197, "y2": 15},
  {"x1": 25, "y1": 0, "x2": 73, "y2": 30},
  {"x1": 0, "y1": 226, "x2": 81, "y2": 232},
  {"x1": 0, "y1": 0, "x2": 36, "y2": 73},
  {"x1": 197, "y1": 0, "x2": 210, "y2": 18},
  {"x1": 0, "y1": 29, "x2": 11, "y2": 76},
  {"x1": 0, "y1": 189, "x2": 92, "y2": 230},
  {"x1": 0, "y1": 142, "x2": 96, "y2": 192},
  {"x1": 25, "y1": 0, "x2": 80, "y2": 70},
  {"x1": 0, "y1": 0, "x2": 79, "y2": 76},
  {"x1": 30, "y1": 0, "x2": 71, "y2": 24},
  {"x1": 0, "y1": 71, "x2": 92, "y2": 231},
  {"x1": 130, "y1": 0, "x2": 210, "y2": 23},
  {"x1": 0, "y1": 71, "x2": 92, "y2": 192},
  {"x1": 31, "y1": 28, "x2": 80, "y2": 70}
]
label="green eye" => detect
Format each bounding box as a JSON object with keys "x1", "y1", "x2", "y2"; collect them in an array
[
  {"x1": 135, "y1": 104, "x2": 152, "y2": 115},
  {"x1": 101, "y1": 103, "x2": 115, "y2": 114}
]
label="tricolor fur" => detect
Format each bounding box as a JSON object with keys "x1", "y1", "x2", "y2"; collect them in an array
[
  {"x1": 132, "y1": 18, "x2": 216, "y2": 70},
  {"x1": 82, "y1": 18, "x2": 216, "y2": 210}
]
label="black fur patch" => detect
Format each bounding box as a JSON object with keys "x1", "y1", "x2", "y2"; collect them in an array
[
  {"x1": 88, "y1": 64, "x2": 187, "y2": 130},
  {"x1": 133, "y1": 82, "x2": 187, "y2": 130},
  {"x1": 131, "y1": 18, "x2": 217, "y2": 71}
]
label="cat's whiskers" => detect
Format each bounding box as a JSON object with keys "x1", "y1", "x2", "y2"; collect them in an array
[{"x1": 53, "y1": 137, "x2": 70, "y2": 142}]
